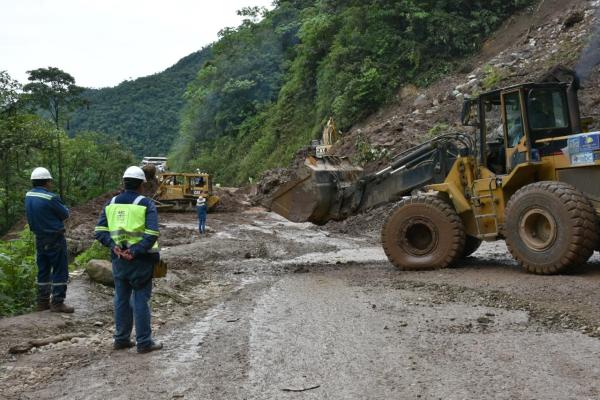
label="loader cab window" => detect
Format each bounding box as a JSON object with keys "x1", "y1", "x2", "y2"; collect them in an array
[
  {"x1": 483, "y1": 100, "x2": 506, "y2": 174},
  {"x1": 504, "y1": 92, "x2": 525, "y2": 148},
  {"x1": 527, "y1": 88, "x2": 569, "y2": 142}
]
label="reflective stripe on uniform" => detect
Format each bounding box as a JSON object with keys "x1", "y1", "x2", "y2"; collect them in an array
[
  {"x1": 109, "y1": 230, "x2": 145, "y2": 238},
  {"x1": 37, "y1": 282, "x2": 52, "y2": 286},
  {"x1": 144, "y1": 229, "x2": 159, "y2": 236},
  {"x1": 52, "y1": 282, "x2": 68, "y2": 286},
  {"x1": 95, "y1": 226, "x2": 109, "y2": 232},
  {"x1": 26, "y1": 192, "x2": 53, "y2": 201},
  {"x1": 133, "y1": 195, "x2": 144, "y2": 205}
]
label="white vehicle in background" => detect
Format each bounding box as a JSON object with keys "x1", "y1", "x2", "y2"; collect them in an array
[{"x1": 141, "y1": 156, "x2": 168, "y2": 173}]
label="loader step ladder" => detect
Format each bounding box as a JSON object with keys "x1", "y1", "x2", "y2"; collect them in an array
[{"x1": 470, "y1": 178, "x2": 499, "y2": 240}]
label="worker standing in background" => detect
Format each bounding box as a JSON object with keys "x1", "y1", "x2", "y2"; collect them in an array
[
  {"x1": 25, "y1": 167, "x2": 74, "y2": 313},
  {"x1": 94, "y1": 166, "x2": 162, "y2": 354},
  {"x1": 196, "y1": 197, "x2": 207, "y2": 234}
]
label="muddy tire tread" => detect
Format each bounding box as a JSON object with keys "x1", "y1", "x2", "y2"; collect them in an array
[
  {"x1": 504, "y1": 181, "x2": 599, "y2": 275},
  {"x1": 381, "y1": 195, "x2": 465, "y2": 270}
]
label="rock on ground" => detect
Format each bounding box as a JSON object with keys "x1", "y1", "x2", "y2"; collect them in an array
[{"x1": 85, "y1": 259, "x2": 114, "y2": 287}]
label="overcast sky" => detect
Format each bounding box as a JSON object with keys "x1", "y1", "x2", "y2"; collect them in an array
[{"x1": 0, "y1": 0, "x2": 273, "y2": 88}]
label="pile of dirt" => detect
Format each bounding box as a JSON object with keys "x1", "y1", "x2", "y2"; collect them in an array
[
  {"x1": 251, "y1": 167, "x2": 297, "y2": 207},
  {"x1": 324, "y1": 205, "x2": 391, "y2": 241},
  {"x1": 213, "y1": 187, "x2": 250, "y2": 212},
  {"x1": 159, "y1": 225, "x2": 198, "y2": 246}
]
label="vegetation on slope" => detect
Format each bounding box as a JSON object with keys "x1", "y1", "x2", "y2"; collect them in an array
[
  {"x1": 171, "y1": 0, "x2": 532, "y2": 185},
  {"x1": 69, "y1": 48, "x2": 212, "y2": 156},
  {"x1": 0, "y1": 70, "x2": 134, "y2": 234}
]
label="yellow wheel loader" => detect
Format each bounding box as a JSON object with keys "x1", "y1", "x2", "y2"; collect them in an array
[{"x1": 268, "y1": 68, "x2": 600, "y2": 274}]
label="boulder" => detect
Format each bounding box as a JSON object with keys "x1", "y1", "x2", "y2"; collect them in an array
[
  {"x1": 86, "y1": 260, "x2": 114, "y2": 287},
  {"x1": 413, "y1": 94, "x2": 429, "y2": 107}
]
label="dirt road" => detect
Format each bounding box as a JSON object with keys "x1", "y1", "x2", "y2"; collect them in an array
[{"x1": 1, "y1": 208, "x2": 599, "y2": 399}]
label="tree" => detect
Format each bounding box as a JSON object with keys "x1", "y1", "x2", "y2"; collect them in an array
[
  {"x1": 0, "y1": 71, "x2": 21, "y2": 114},
  {"x1": 22, "y1": 67, "x2": 84, "y2": 198}
]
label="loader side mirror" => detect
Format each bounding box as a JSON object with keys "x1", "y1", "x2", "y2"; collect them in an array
[{"x1": 461, "y1": 100, "x2": 479, "y2": 127}]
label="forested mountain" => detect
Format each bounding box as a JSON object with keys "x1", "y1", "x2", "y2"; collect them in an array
[
  {"x1": 170, "y1": 0, "x2": 533, "y2": 184},
  {"x1": 69, "y1": 48, "x2": 212, "y2": 156}
]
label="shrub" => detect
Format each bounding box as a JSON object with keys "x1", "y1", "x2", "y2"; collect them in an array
[
  {"x1": 72, "y1": 241, "x2": 110, "y2": 271},
  {"x1": 0, "y1": 229, "x2": 37, "y2": 316}
]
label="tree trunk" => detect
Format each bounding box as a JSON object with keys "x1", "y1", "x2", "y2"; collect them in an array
[
  {"x1": 54, "y1": 103, "x2": 65, "y2": 200},
  {"x1": 2, "y1": 153, "x2": 10, "y2": 231}
]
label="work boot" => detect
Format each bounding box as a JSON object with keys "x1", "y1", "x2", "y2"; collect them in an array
[
  {"x1": 50, "y1": 302, "x2": 75, "y2": 313},
  {"x1": 137, "y1": 342, "x2": 163, "y2": 354},
  {"x1": 36, "y1": 299, "x2": 50, "y2": 311},
  {"x1": 113, "y1": 340, "x2": 135, "y2": 350}
]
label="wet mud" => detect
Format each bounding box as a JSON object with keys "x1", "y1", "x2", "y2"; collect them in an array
[{"x1": 1, "y1": 208, "x2": 599, "y2": 399}]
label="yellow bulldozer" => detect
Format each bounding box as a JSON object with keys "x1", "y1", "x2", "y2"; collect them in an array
[
  {"x1": 268, "y1": 67, "x2": 600, "y2": 274},
  {"x1": 152, "y1": 172, "x2": 220, "y2": 211}
]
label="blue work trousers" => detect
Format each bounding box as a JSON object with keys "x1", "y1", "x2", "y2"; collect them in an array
[
  {"x1": 113, "y1": 273, "x2": 153, "y2": 350},
  {"x1": 35, "y1": 235, "x2": 69, "y2": 304},
  {"x1": 197, "y1": 205, "x2": 207, "y2": 234}
]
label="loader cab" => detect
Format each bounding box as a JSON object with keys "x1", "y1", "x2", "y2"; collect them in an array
[{"x1": 462, "y1": 83, "x2": 576, "y2": 174}]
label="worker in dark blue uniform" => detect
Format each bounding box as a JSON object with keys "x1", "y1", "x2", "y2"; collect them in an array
[
  {"x1": 95, "y1": 166, "x2": 163, "y2": 354},
  {"x1": 25, "y1": 167, "x2": 74, "y2": 313},
  {"x1": 196, "y1": 197, "x2": 207, "y2": 234}
]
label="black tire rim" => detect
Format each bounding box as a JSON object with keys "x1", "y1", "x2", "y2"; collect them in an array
[{"x1": 399, "y1": 217, "x2": 439, "y2": 256}]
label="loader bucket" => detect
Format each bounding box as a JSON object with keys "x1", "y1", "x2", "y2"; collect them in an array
[{"x1": 268, "y1": 156, "x2": 363, "y2": 225}]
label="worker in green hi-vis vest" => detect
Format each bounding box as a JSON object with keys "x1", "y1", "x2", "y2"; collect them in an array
[{"x1": 94, "y1": 166, "x2": 162, "y2": 354}]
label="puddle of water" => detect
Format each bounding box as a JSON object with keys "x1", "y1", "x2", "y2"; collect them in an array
[
  {"x1": 215, "y1": 231, "x2": 235, "y2": 239},
  {"x1": 282, "y1": 247, "x2": 387, "y2": 265}
]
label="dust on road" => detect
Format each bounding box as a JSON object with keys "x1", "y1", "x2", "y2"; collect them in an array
[{"x1": 1, "y1": 208, "x2": 599, "y2": 400}]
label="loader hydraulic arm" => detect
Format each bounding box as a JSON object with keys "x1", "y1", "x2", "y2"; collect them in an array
[
  {"x1": 268, "y1": 133, "x2": 473, "y2": 225},
  {"x1": 337, "y1": 134, "x2": 473, "y2": 219}
]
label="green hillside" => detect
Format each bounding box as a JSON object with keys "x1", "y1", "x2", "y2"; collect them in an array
[
  {"x1": 69, "y1": 47, "x2": 212, "y2": 156},
  {"x1": 170, "y1": 0, "x2": 532, "y2": 185}
]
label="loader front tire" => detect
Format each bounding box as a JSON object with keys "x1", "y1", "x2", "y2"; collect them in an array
[
  {"x1": 382, "y1": 196, "x2": 465, "y2": 270},
  {"x1": 504, "y1": 181, "x2": 599, "y2": 275}
]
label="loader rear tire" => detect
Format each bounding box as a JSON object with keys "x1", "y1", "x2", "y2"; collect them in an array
[
  {"x1": 382, "y1": 196, "x2": 465, "y2": 270},
  {"x1": 461, "y1": 236, "x2": 482, "y2": 258},
  {"x1": 504, "y1": 181, "x2": 599, "y2": 275}
]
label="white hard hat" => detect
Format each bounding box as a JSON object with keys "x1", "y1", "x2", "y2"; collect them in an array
[
  {"x1": 197, "y1": 197, "x2": 206, "y2": 204},
  {"x1": 123, "y1": 166, "x2": 147, "y2": 182},
  {"x1": 31, "y1": 167, "x2": 53, "y2": 180}
]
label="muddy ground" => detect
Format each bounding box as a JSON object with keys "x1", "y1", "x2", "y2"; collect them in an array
[{"x1": 1, "y1": 205, "x2": 599, "y2": 400}]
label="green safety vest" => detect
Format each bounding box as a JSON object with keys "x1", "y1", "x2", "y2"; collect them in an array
[{"x1": 99, "y1": 195, "x2": 159, "y2": 253}]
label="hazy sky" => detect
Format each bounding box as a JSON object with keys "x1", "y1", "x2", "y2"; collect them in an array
[{"x1": 0, "y1": 0, "x2": 273, "y2": 88}]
